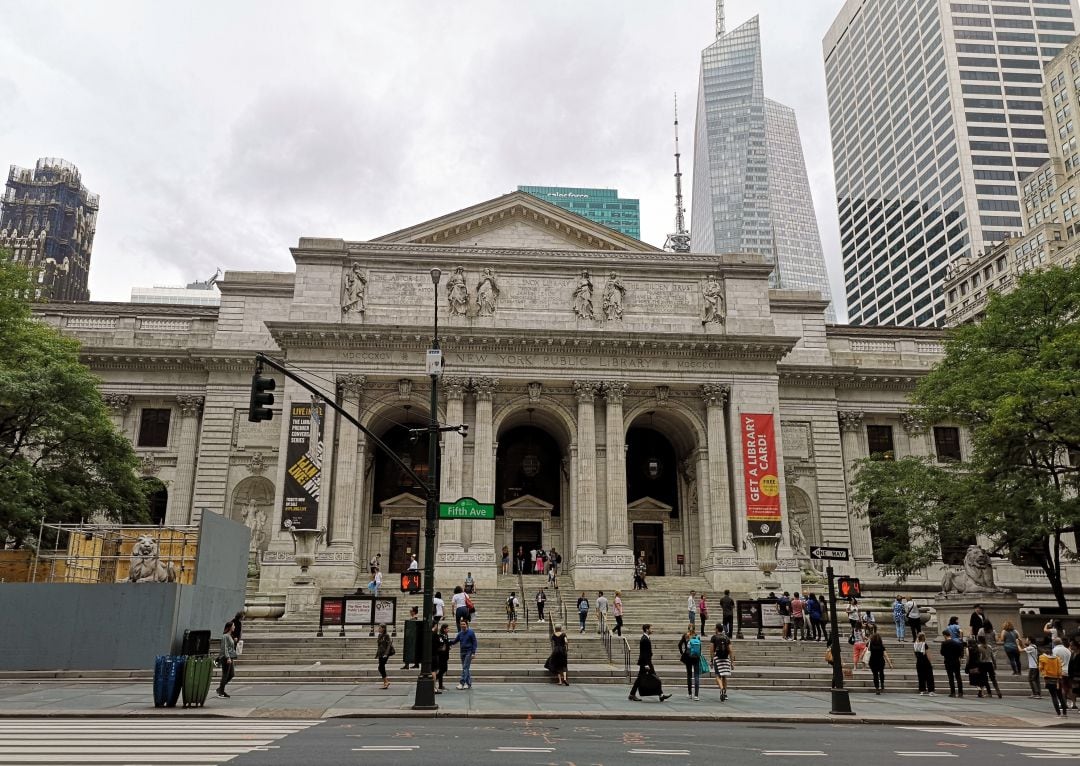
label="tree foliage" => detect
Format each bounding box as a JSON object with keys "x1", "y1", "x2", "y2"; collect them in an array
[
  {"x1": 852, "y1": 263, "x2": 1080, "y2": 608},
  {"x1": 0, "y1": 252, "x2": 148, "y2": 546}
]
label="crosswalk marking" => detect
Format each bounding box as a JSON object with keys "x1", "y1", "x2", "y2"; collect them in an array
[
  {"x1": 908, "y1": 728, "x2": 1080, "y2": 760},
  {"x1": 0, "y1": 718, "x2": 320, "y2": 765}
]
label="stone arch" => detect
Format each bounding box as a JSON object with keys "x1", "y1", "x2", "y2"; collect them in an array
[
  {"x1": 230, "y1": 476, "x2": 274, "y2": 552},
  {"x1": 358, "y1": 389, "x2": 439, "y2": 434},
  {"x1": 622, "y1": 398, "x2": 706, "y2": 457},
  {"x1": 492, "y1": 396, "x2": 576, "y2": 449}
]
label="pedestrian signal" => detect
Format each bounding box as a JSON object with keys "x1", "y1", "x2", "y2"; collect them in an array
[
  {"x1": 401, "y1": 572, "x2": 421, "y2": 593},
  {"x1": 837, "y1": 577, "x2": 862, "y2": 598}
]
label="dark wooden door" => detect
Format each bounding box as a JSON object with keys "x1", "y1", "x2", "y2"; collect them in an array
[
  {"x1": 389, "y1": 519, "x2": 420, "y2": 573},
  {"x1": 633, "y1": 523, "x2": 664, "y2": 576}
]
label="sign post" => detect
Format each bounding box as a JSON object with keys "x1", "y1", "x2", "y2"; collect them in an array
[
  {"x1": 825, "y1": 561, "x2": 854, "y2": 716},
  {"x1": 810, "y1": 546, "x2": 850, "y2": 562}
]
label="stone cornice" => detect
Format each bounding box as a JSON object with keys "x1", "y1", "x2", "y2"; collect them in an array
[
  {"x1": 264, "y1": 321, "x2": 800, "y2": 361},
  {"x1": 768, "y1": 290, "x2": 831, "y2": 312},
  {"x1": 32, "y1": 301, "x2": 220, "y2": 319},
  {"x1": 778, "y1": 363, "x2": 924, "y2": 390},
  {"x1": 79, "y1": 348, "x2": 266, "y2": 373},
  {"x1": 826, "y1": 324, "x2": 948, "y2": 340},
  {"x1": 217, "y1": 271, "x2": 295, "y2": 298}
]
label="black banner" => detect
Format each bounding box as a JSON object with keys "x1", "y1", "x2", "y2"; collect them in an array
[{"x1": 282, "y1": 400, "x2": 324, "y2": 529}]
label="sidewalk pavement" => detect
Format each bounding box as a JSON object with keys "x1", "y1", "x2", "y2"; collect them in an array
[{"x1": 0, "y1": 677, "x2": 1074, "y2": 727}]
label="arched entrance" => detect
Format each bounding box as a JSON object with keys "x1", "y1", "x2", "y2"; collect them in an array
[
  {"x1": 369, "y1": 411, "x2": 433, "y2": 574},
  {"x1": 625, "y1": 424, "x2": 678, "y2": 576},
  {"x1": 494, "y1": 406, "x2": 570, "y2": 572}
]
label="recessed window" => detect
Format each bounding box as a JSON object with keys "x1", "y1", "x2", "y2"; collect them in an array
[
  {"x1": 137, "y1": 408, "x2": 171, "y2": 448},
  {"x1": 866, "y1": 425, "x2": 895, "y2": 460},
  {"x1": 934, "y1": 426, "x2": 963, "y2": 462}
]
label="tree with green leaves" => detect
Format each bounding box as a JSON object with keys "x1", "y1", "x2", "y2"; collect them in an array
[
  {"x1": 0, "y1": 251, "x2": 148, "y2": 547},
  {"x1": 852, "y1": 262, "x2": 1080, "y2": 609}
]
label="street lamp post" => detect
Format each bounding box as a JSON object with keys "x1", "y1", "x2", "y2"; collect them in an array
[{"x1": 413, "y1": 267, "x2": 442, "y2": 711}]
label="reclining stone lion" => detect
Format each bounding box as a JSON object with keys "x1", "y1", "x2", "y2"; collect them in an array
[
  {"x1": 940, "y1": 544, "x2": 1008, "y2": 595},
  {"x1": 128, "y1": 534, "x2": 177, "y2": 583}
]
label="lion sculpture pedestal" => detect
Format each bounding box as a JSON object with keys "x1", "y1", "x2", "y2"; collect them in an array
[{"x1": 933, "y1": 544, "x2": 1020, "y2": 638}]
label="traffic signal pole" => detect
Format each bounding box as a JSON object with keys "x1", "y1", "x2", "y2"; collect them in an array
[{"x1": 826, "y1": 564, "x2": 854, "y2": 715}]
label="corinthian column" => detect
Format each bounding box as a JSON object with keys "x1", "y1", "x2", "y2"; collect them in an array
[
  {"x1": 331, "y1": 375, "x2": 365, "y2": 550},
  {"x1": 438, "y1": 376, "x2": 468, "y2": 551},
  {"x1": 469, "y1": 377, "x2": 498, "y2": 558},
  {"x1": 167, "y1": 395, "x2": 204, "y2": 525},
  {"x1": 701, "y1": 384, "x2": 734, "y2": 558},
  {"x1": 838, "y1": 410, "x2": 873, "y2": 560},
  {"x1": 574, "y1": 380, "x2": 602, "y2": 553},
  {"x1": 603, "y1": 382, "x2": 631, "y2": 555}
]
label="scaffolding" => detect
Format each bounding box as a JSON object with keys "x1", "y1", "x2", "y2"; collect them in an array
[{"x1": 29, "y1": 522, "x2": 200, "y2": 585}]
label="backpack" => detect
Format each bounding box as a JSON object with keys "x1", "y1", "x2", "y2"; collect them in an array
[
  {"x1": 714, "y1": 636, "x2": 730, "y2": 659},
  {"x1": 688, "y1": 636, "x2": 701, "y2": 659},
  {"x1": 578, "y1": 598, "x2": 589, "y2": 613}
]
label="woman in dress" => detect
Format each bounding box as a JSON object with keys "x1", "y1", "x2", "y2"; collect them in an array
[
  {"x1": 913, "y1": 631, "x2": 937, "y2": 695},
  {"x1": 867, "y1": 632, "x2": 894, "y2": 694},
  {"x1": 548, "y1": 625, "x2": 569, "y2": 686},
  {"x1": 376, "y1": 623, "x2": 393, "y2": 690},
  {"x1": 712, "y1": 628, "x2": 735, "y2": 701}
]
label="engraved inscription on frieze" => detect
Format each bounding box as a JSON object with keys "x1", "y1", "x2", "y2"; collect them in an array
[
  {"x1": 625, "y1": 281, "x2": 697, "y2": 315},
  {"x1": 368, "y1": 272, "x2": 430, "y2": 305},
  {"x1": 232, "y1": 409, "x2": 281, "y2": 448},
  {"x1": 781, "y1": 421, "x2": 812, "y2": 461}
]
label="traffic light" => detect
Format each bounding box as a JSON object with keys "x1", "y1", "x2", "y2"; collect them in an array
[
  {"x1": 400, "y1": 571, "x2": 421, "y2": 593},
  {"x1": 248, "y1": 372, "x2": 276, "y2": 422},
  {"x1": 837, "y1": 576, "x2": 862, "y2": 599}
]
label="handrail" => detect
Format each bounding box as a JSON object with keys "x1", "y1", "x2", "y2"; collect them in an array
[
  {"x1": 620, "y1": 636, "x2": 632, "y2": 680},
  {"x1": 600, "y1": 624, "x2": 613, "y2": 664},
  {"x1": 516, "y1": 569, "x2": 529, "y2": 629}
]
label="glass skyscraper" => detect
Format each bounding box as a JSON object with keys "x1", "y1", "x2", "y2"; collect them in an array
[
  {"x1": 691, "y1": 13, "x2": 834, "y2": 318},
  {"x1": 517, "y1": 186, "x2": 641, "y2": 239},
  {"x1": 824, "y1": 0, "x2": 1080, "y2": 327}
]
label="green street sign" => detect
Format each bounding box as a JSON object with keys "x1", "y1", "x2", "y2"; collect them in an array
[{"x1": 439, "y1": 496, "x2": 495, "y2": 520}]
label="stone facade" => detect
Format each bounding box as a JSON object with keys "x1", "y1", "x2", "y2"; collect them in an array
[{"x1": 32, "y1": 192, "x2": 1069, "y2": 601}]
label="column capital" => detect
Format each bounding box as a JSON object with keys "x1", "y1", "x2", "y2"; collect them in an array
[
  {"x1": 900, "y1": 411, "x2": 928, "y2": 435},
  {"x1": 574, "y1": 380, "x2": 601, "y2": 403},
  {"x1": 700, "y1": 383, "x2": 730, "y2": 407},
  {"x1": 336, "y1": 373, "x2": 366, "y2": 395},
  {"x1": 442, "y1": 375, "x2": 469, "y2": 400},
  {"x1": 102, "y1": 393, "x2": 132, "y2": 415},
  {"x1": 603, "y1": 381, "x2": 629, "y2": 403},
  {"x1": 471, "y1": 376, "x2": 499, "y2": 401},
  {"x1": 176, "y1": 395, "x2": 204, "y2": 417},
  {"x1": 838, "y1": 410, "x2": 864, "y2": 432}
]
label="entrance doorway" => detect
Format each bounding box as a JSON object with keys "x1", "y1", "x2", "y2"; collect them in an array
[
  {"x1": 633, "y1": 523, "x2": 664, "y2": 576},
  {"x1": 389, "y1": 519, "x2": 420, "y2": 573},
  {"x1": 512, "y1": 520, "x2": 543, "y2": 574}
]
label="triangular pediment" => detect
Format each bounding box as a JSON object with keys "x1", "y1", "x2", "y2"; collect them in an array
[
  {"x1": 372, "y1": 191, "x2": 660, "y2": 253},
  {"x1": 501, "y1": 494, "x2": 555, "y2": 513},
  {"x1": 627, "y1": 496, "x2": 673, "y2": 513},
  {"x1": 380, "y1": 492, "x2": 426, "y2": 512}
]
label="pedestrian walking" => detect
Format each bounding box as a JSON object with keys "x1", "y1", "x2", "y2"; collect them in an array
[
  {"x1": 892, "y1": 595, "x2": 906, "y2": 643},
  {"x1": 628, "y1": 624, "x2": 670, "y2": 702},
  {"x1": 576, "y1": 592, "x2": 590, "y2": 633},
  {"x1": 913, "y1": 632, "x2": 936, "y2": 695},
  {"x1": 791, "y1": 593, "x2": 805, "y2": 641},
  {"x1": 546, "y1": 625, "x2": 569, "y2": 686},
  {"x1": 536, "y1": 588, "x2": 547, "y2": 622},
  {"x1": 711, "y1": 623, "x2": 735, "y2": 701},
  {"x1": 904, "y1": 596, "x2": 921, "y2": 643},
  {"x1": 516, "y1": 546, "x2": 527, "y2": 575},
  {"x1": 636, "y1": 556, "x2": 649, "y2": 590},
  {"x1": 807, "y1": 594, "x2": 824, "y2": 641},
  {"x1": 800, "y1": 593, "x2": 813, "y2": 640},
  {"x1": 777, "y1": 592, "x2": 793, "y2": 640},
  {"x1": 966, "y1": 638, "x2": 989, "y2": 697},
  {"x1": 687, "y1": 591, "x2": 698, "y2": 628},
  {"x1": 1000, "y1": 620, "x2": 1022, "y2": 675},
  {"x1": 407, "y1": 554, "x2": 418, "y2": 572},
  {"x1": 1041, "y1": 641, "x2": 1068, "y2": 716},
  {"x1": 401, "y1": 606, "x2": 422, "y2": 669},
  {"x1": 433, "y1": 623, "x2": 450, "y2": 693},
  {"x1": 719, "y1": 589, "x2": 736, "y2": 639},
  {"x1": 697, "y1": 593, "x2": 709, "y2": 636},
  {"x1": 505, "y1": 592, "x2": 520, "y2": 632},
  {"x1": 451, "y1": 585, "x2": 469, "y2": 630},
  {"x1": 975, "y1": 635, "x2": 1002, "y2": 698},
  {"x1": 433, "y1": 591, "x2": 445, "y2": 623},
  {"x1": 852, "y1": 628, "x2": 868, "y2": 670},
  {"x1": 596, "y1": 591, "x2": 609, "y2": 634},
  {"x1": 1023, "y1": 636, "x2": 1042, "y2": 699},
  {"x1": 501, "y1": 545, "x2": 510, "y2": 575},
  {"x1": 375, "y1": 623, "x2": 393, "y2": 689},
  {"x1": 679, "y1": 627, "x2": 702, "y2": 700},
  {"x1": 369, "y1": 553, "x2": 381, "y2": 576},
  {"x1": 846, "y1": 597, "x2": 861, "y2": 641},
  {"x1": 449, "y1": 617, "x2": 478, "y2": 690},
  {"x1": 370, "y1": 567, "x2": 383, "y2": 596},
  {"x1": 1054, "y1": 637, "x2": 1073, "y2": 705},
  {"x1": 867, "y1": 632, "x2": 894, "y2": 694},
  {"x1": 215, "y1": 621, "x2": 238, "y2": 699},
  {"x1": 940, "y1": 629, "x2": 964, "y2": 697},
  {"x1": 613, "y1": 591, "x2": 624, "y2": 636}
]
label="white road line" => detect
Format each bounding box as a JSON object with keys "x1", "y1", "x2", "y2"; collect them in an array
[
  {"x1": 629, "y1": 749, "x2": 692, "y2": 756},
  {"x1": 492, "y1": 747, "x2": 556, "y2": 752},
  {"x1": 761, "y1": 752, "x2": 827, "y2": 757},
  {"x1": 353, "y1": 745, "x2": 421, "y2": 751},
  {"x1": 907, "y1": 727, "x2": 1080, "y2": 761},
  {"x1": 896, "y1": 754, "x2": 958, "y2": 758}
]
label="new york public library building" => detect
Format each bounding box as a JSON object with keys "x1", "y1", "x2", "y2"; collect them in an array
[{"x1": 34, "y1": 191, "x2": 1066, "y2": 606}]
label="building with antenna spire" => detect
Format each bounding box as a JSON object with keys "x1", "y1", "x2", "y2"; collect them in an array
[
  {"x1": 691, "y1": 1, "x2": 834, "y2": 319},
  {"x1": 665, "y1": 94, "x2": 691, "y2": 254}
]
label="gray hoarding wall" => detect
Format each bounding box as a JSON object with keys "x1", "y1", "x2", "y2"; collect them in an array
[{"x1": 0, "y1": 513, "x2": 249, "y2": 671}]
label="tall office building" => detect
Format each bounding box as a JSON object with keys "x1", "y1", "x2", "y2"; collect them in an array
[
  {"x1": 691, "y1": 6, "x2": 834, "y2": 317},
  {"x1": 0, "y1": 158, "x2": 98, "y2": 301},
  {"x1": 825, "y1": 0, "x2": 1080, "y2": 327},
  {"x1": 517, "y1": 186, "x2": 641, "y2": 239}
]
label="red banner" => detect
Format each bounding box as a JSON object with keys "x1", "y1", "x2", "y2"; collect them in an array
[{"x1": 741, "y1": 413, "x2": 781, "y2": 535}]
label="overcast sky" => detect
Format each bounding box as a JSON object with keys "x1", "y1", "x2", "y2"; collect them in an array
[{"x1": 0, "y1": 0, "x2": 849, "y2": 316}]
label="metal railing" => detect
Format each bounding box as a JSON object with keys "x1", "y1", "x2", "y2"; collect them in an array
[
  {"x1": 516, "y1": 569, "x2": 529, "y2": 629},
  {"x1": 620, "y1": 636, "x2": 632, "y2": 680},
  {"x1": 600, "y1": 623, "x2": 613, "y2": 664}
]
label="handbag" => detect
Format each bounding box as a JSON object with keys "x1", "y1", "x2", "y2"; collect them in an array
[
  {"x1": 825, "y1": 648, "x2": 834, "y2": 665},
  {"x1": 698, "y1": 655, "x2": 710, "y2": 674},
  {"x1": 388, "y1": 642, "x2": 396, "y2": 657}
]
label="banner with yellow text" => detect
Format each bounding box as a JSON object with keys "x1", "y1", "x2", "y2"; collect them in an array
[
  {"x1": 282, "y1": 399, "x2": 324, "y2": 529},
  {"x1": 741, "y1": 413, "x2": 781, "y2": 536}
]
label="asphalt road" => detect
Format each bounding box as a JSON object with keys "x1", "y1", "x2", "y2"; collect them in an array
[{"x1": 3, "y1": 718, "x2": 1077, "y2": 764}]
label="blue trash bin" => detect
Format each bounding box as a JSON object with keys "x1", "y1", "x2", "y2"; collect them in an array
[{"x1": 153, "y1": 655, "x2": 169, "y2": 707}]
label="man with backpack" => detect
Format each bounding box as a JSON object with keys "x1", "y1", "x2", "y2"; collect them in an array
[
  {"x1": 577, "y1": 592, "x2": 590, "y2": 633},
  {"x1": 711, "y1": 623, "x2": 735, "y2": 701},
  {"x1": 506, "y1": 591, "x2": 520, "y2": 632}
]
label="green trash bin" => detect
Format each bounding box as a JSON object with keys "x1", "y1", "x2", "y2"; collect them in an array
[{"x1": 402, "y1": 619, "x2": 418, "y2": 667}]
